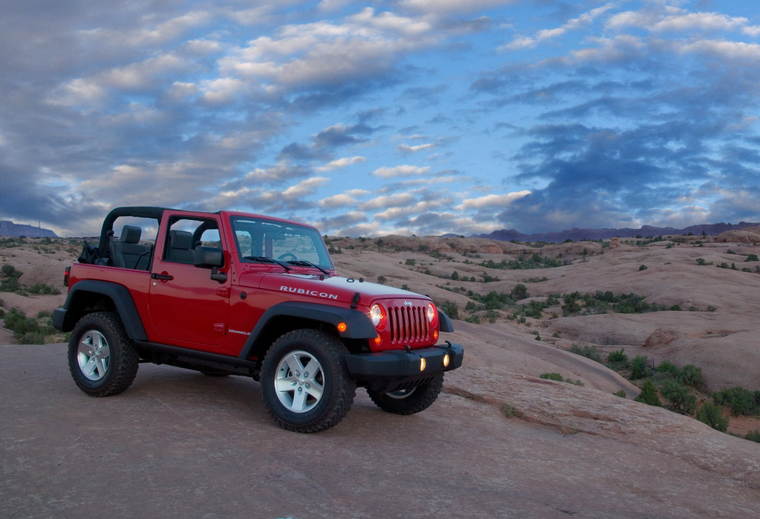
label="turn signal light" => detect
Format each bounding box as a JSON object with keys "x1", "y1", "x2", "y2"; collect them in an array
[
  {"x1": 443, "y1": 354, "x2": 450, "y2": 367},
  {"x1": 374, "y1": 335, "x2": 382, "y2": 346},
  {"x1": 420, "y1": 358, "x2": 426, "y2": 371},
  {"x1": 337, "y1": 322, "x2": 347, "y2": 332},
  {"x1": 433, "y1": 330, "x2": 438, "y2": 340}
]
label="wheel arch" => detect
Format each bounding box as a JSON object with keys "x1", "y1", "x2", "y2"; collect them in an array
[
  {"x1": 239, "y1": 302, "x2": 376, "y2": 362},
  {"x1": 55, "y1": 280, "x2": 147, "y2": 341}
]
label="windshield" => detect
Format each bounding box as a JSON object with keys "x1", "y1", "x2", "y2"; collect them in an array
[{"x1": 230, "y1": 216, "x2": 334, "y2": 270}]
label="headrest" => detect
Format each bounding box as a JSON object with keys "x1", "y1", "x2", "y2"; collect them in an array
[
  {"x1": 170, "y1": 230, "x2": 193, "y2": 250},
  {"x1": 120, "y1": 225, "x2": 142, "y2": 244}
]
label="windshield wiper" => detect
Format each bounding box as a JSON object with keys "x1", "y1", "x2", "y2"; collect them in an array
[
  {"x1": 286, "y1": 259, "x2": 331, "y2": 276},
  {"x1": 244, "y1": 256, "x2": 292, "y2": 271}
]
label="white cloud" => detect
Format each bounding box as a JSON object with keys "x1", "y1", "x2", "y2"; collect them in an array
[
  {"x1": 501, "y1": 2, "x2": 615, "y2": 51},
  {"x1": 360, "y1": 193, "x2": 417, "y2": 211},
  {"x1": 457, "y1": 191, "x2": 531, "y2": 211},
  {"x1": 315, "y1": 156, "x2": 366, "y2": 171},
  {"x1": 675, "y1": 39, "x2": 760, "y2": 60},
  {"x1": 396, "y1": 143, "x2": 436, "y2": 153},
  {"x1": 400, "y1": 0, "x2": 517, "y2": 15},
  {"x1": 282, "y1": 177, "x2": 330, "y2": 199},
  {"x1": 319, "y1": 194, "x2": 357, "y2": 208},
  {"x1": 652, "y1": 12, "x2": 748, "y2": 33},
  {"x1": 372, "y1": 165, "x2": 430, "y2": 178}
]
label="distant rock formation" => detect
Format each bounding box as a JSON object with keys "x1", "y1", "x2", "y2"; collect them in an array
[
  {"x1": 476, "y1": 221, "x2": 760, "y2": 244},
  {"x1": 714, "y1": 226, "x2": 760, "y2": 243},
  {"x1": 0, "y1": 220, "x2": 58, "y2": 238}
]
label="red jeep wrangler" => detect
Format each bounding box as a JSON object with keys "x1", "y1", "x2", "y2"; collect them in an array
[{"x1": 54, "y1": 207, "x2": 463, "y2": 432}]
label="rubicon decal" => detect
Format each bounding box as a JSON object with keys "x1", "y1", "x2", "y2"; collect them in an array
[{"x1": 280, "y1": 286, "x2": 339, "y2": 300}]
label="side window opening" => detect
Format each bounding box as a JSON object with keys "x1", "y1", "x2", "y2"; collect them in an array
[
  {"x1": 164, "y1": 217, "x2": 220, "y2": 265},
  {"x1": 108, "y1": 217, "x2": 158, "y2": 270}
]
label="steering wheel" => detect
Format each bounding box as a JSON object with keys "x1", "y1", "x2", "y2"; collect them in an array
[{"x1": 277, "y1": 253, "x2": 297, "y2": 261}]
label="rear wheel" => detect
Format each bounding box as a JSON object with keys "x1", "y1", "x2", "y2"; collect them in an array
[
  {"x1": 68, "y1": 312, "x2": 139, "y2": 397},
  {"x1": 260, "y1": 329, "x2": 355, "y2": 433},
  {"x1": 368, "y1": 374, "x2": 444, "y2": 415}
]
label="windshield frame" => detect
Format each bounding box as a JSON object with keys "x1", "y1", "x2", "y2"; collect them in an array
[{"x1": 229, "y1": 215, "x2": 334, "y2": 271}]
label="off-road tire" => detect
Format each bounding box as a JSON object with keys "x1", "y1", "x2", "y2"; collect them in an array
[
  {"x1": 368, "y1": 374, "x2": 444, "y2": 415},
  {"x1": 260, "y1": 329, "x2": 355, "y2": 433},
  {"x1": 68, "y1": 312, "x2": 139, "y2": 397}
]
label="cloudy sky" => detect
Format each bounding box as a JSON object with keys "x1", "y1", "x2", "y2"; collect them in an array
[{"x1": 1, "y1": 0, "x2": 759, "y2": 237}]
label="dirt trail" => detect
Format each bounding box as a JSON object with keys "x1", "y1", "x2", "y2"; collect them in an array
[{"x1": 2, "y1": 343, "x2": 759, "y2": 518}]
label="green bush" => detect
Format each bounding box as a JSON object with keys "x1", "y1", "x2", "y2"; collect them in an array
[
  {"x1": 680, "y1": 364, "x2": 706, "y2": 391},
  {"x1": 635, "y1": 380, "x2": 661, "y2": 406},
  {"x1": 437, "y1": 301, "x2": 459, "y2": 320},
  {"x1": 747, "y1": 254, "x2": 759, "y2": 262},
  {"x1": 613, "y1": 390, "x2": 626, "y2": 398},
  {"x1": 377, "y1": 275, "x2": 387, "y2": 285},
  {"x1": 510, "y1": 284, "x2": 529, "y2": 300},
  {"x1": 405, "y1": 258, "x2": 416, "y2": 266},
  {"x1": 540, "y1": 373, "x2": 564, "y2": 382},
  {"x1": 451, "y1": 271, "x2": 459, "y2": 280},
  {"x1": 746, "y1": 430, "x2": 760, "y2": 443},
  {"x1": 696, "y1": 401, "x2": 728, "y2": 432},
  {"x1": 638, "y1": 264, "x2": 648, "y2": 271},
  {"x1": 660, "y1": 380, "x2": 696, "y2": 415},
  {"x1": 567, "y1": 343, "x2": 601, "y2": 362},
  {"x1": 714, "y1": 387, "x2": 759, "y2": 416},
  {"x1": 630, "y1": 355, "x2": 650, "y2": 380}
]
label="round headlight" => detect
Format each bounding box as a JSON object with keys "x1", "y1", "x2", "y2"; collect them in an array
[
  {"x1": 370, "y1": 304, "x2": 385, "y2": 327},
  {"x1": 427, "y1": 302, "x2": 436, "y2": 323}
]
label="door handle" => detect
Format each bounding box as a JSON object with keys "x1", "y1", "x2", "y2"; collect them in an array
[{"x1": 151, "y1": 273, "x2": 173, "y2": 281}]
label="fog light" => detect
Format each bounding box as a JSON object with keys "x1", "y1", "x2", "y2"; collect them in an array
[
  {"x1": 374, "y1": 336, "x2": 382, "y2": 346},
  {"x1": 420, "y1": 358, "x2": 426, "y2": 371},
  {"x1": 443, "y1": 354, "x2": 450, "y2": 367},
  {"x1": 337, "y1": 322, "x2": 347, "y2": 332}
]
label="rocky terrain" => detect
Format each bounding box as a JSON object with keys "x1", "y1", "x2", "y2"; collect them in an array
[{"x1": 2, "y1": 232, "x2": 760, "y2": 515}]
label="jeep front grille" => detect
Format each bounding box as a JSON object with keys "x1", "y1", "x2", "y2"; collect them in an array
[{"x1": 388, "y1": 304, "x2": 429, "y2": 344}]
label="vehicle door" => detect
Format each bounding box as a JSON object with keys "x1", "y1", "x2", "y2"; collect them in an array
[{"x1": 148, "y1": 214, "x2": 230, "y2": 349}]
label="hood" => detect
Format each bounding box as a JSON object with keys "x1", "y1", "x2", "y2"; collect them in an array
[{"x1": 253, "y1": 272, "x2": 430, "y2": 306}]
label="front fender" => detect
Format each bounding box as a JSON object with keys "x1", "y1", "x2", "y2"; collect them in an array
[{"x1": 238, "y1": 301, "x2": 376, "y2": 360}]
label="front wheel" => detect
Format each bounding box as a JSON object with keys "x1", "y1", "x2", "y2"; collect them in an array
[
  {"x1": 67, "y1": 312, "x2": 139, "y2": 397},
  {"x1": 260, "y1": 329, "x2": 355, "y2": 433},
  {"x1": 368, "y1": 374, "x2": 444, "y2": 415}
]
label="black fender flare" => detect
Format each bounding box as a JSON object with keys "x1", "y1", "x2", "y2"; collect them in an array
[
  {"x1": 438, "y1": 310, "x2": 455, "y2": 332},
  {"x1": 238, "y1": 301, "x2": 376, "y2": 360},
  {"x1": 53, "y1": 280, "x2": 147, "y2": 340}
]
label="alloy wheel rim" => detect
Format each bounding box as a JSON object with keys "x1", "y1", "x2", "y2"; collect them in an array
[
  {"x1": 77, "y1": 330, "x2": 111, "y2": 381},
  {"x1": 274, "y1": 350, "x2": 325, "y2": 413}
]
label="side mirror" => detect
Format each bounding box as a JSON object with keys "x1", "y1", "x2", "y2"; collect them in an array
[
  {"x1": 194, "y1": 247, "x2": 224, "y2": 268},
  {"x1": 194, "y1": 247, "x2": 227, "y2": 283}
]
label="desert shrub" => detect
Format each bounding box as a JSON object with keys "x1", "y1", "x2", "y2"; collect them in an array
[
  {"x1": 727, "y1": 249, "x2": 736, "y2": 254},
  {"x1": 0, "y1": 265, "x2": 22, "y2": 292},
  {"x1": 613, "y1": 390, "x2": 626, "y2": 398},
  {"x1": 405, "y1": 258, "x2": 416, "y2": 266},
  {"x1": 401, "y1": 284, "x2": 410, "y2": 291},
  {"x1": 630, "y1": 355, "x2": 650, "y2": 380},
  {"x1": 465, "y1": 301, "x2": 478, "y2": 311},
  {"x1": 522, "y1": 300, "x2": 547, "y2": 319},
  {"x1": 534, "y1": 334, "x2": 541, "y2": 341},
  {"x1": 437, "y1": 301, "x2": 459, "y2": 320},
  {"x1": 540, "y1": 373, "x2": 564, "y2": 382},
  {"x1": 561, "y1": 293, "x2": 582, "y2": 316},
  {"x1": 714, "y1": 387, "x2": 759, "y2": 416},
  {"x1": 607, "y1": 349, "x2": 628, "y2": 366},
  {"x1": 376, "y1": 275, "x2": 386, "y2": 284},
  {"x1": 638, "y1": 264, "x2": 648, "y2": 271},
  {"x1": 669, "y1": 305, "x2": 682, "y2": 311},
  {"x1": 510, "y1": 284, "x2": 529, "y2": 300},
  {"x1": 28, "y1": 283, "x2": 61, "y2": 295},
  {"x1": 679, "y1": 364, "x2": 706, "y2": 391},
  {"x1": 567, "y1": 343, "x2": 601, "y2": 363},
  {"x1": 660, "y1": 380, "x2": 696, "y2": 415},
  {"x1": 0, "y1": 308, "x2": 4, "y2": 318},
  {"x1": 464, "y1": 315, "x2": 481, "y2": 324},
  {"x1": 747, "y1": 254, "x2": 759, "y2": 262},
  {"x1": 707, "y1": 305, "x2": 717, "y2": 312},
  {"x1": 656, "y1": 360, "x2": 680, "y2": 376},
  {"x1": 486, "y1": 309, "x2": 499, "y2": 323},
  {"x1": 635, "y1": 380, "x2": 661, "y2": 406},
  {"x1": 451, "y1": 271, "x2": 459, "y2": 280},
  {"x1": 696, "y1": 401, "x2": 728, "y2": 432},
  {"x1": 0, "y1": 298, "x2": 4, "y2": 307},
  {"x1": 746, "y1": 430, "x2": 760, "y2": 443}
]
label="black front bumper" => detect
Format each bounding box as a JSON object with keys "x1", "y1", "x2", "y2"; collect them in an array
[{"x1": 345, "y1": 342, "x2": 463, "y2": 392}]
